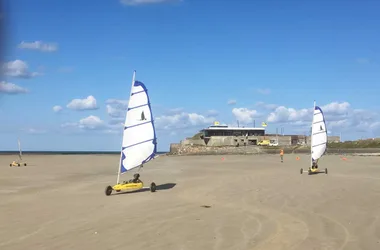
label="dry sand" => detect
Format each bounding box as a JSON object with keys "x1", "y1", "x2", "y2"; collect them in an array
[{"x1": 1, "y1": 154, "x2": 380, "y2": 250}]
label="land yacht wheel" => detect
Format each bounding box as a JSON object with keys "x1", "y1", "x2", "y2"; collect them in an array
[
  {"x1": 150, "y1": 182, "x2": 156, "y2": 192},
  {"x1": 300, "y1": 168, "x2": 303, "y2": 174},
  {"x1": 105, "y1": 186, "x2": 113, "y2": 196}
]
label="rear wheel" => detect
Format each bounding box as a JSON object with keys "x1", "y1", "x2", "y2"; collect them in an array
[
  {"x1": 325, "y1": 168, "x2": 328, "y2": 174},
  {"x1": 24, "y1": 163, "x2": 27, "y2": 166},
  {"x1": 105, "y1": 186, "x2": 113, "y2": 196},
  {"x1": 17, "y1": 163, "x2": 20, "y2": 167},
  {"x1": 300, "y1": 168, "x2": 303, "y2": 174},
  {"x1": 150, "y1": 182, "x2": 156, "y2": 192},
  {"x1": 9, "y1": 164, "x2": 12, "y2": 167}
]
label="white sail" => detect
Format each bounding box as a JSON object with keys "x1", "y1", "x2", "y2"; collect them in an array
[
  {"x1": 18, "y1": 138, "x2": 22, "y2": 160},
  {"x1": 311, "y1": 102, "x2": 327, "y2": 163},
  {"x1": 118, "y1": 71, "x2": 157, "y2": 177}
]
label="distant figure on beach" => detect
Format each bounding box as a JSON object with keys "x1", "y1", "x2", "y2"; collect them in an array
[{"x1": 280, "y1": 149, "x2": 284, "y2": 163}]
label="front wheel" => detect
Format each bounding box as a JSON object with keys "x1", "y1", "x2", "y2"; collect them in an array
[
  {"x1": 150, "y1": 182, "x2": 156, "y2": 192},
  {"x1": 105, "y1": 186, "x2": 113, "y2": 196},
  {"x1": 325, "y1": 168, "x2": 328, "y2": 174},
  {"x1": 300, "y1": 168, "x2": 303, "y2": 174},
  {"x1": 24, "y1": 163, "x2": 27, "y2": 166},
  {"x1": 17, "y1": 163, "x2": 20, "y2": 167}
]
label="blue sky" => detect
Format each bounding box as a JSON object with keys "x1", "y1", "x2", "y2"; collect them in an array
[{"x1": 0, "y1": 0, "x2": 379, "y2": 151}]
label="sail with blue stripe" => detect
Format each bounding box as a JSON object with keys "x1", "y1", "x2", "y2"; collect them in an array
[
  {"x1": 118, "y1": 71, "x2": 157, "y2": 177},
  {"x1": 311, "y1": 101, "x2": 327, "y2": 165}
]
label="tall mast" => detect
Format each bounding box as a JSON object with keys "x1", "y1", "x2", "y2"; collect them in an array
[
  {"x1": 116, "y1": 70, "x2": 136, "y2": 184},
  {"x1": 310, "y1": 100, "x2": 316, "y2": 167}
]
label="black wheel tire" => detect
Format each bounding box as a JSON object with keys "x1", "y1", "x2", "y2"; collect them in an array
[
  {"x1": 105, "y1": 186, "x2": 113, "y2": 196},
  {"x1": 150, "y1": 182, "x2": 156, "y2": 192},
  {"x1": 300, "y1": 168, "x2": 303, "y2": 174},
  {"x1": 17, "y1": 163, "x2": 20, "y2": 167},
  {"x1": 325, "y1": 168, "x2": 328, "y2": 174},
  {"x1": 24, "y1": 163, "x2": 27, "y2": 166}
]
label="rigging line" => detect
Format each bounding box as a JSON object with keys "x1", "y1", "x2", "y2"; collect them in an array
[{"x1": 137, "y1": 164, "x2": 143, "y2": 174}]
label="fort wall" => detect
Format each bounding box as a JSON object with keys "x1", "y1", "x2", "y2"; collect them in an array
[
  {"x1": 180, "y1": 134, "x2": 340, "y2": 147},
  {"x1": 168, "y1": 143, "x2": 380, "y2": 156}
]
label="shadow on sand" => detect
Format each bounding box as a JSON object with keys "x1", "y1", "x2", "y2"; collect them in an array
[
  {"x1": 308, "y1": 172, "x2": 327, "y2": 175},
  {"x1": 113, "y1": 183, "x2": 177, "y2": 196}
]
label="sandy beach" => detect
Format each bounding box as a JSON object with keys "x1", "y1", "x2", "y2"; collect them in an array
[{"x1": 1, "y1": 154, "x2": 379, "y2": 250}]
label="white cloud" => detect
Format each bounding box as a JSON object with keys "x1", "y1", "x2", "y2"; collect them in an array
[
  {"x1": 120, "y1": 0, "x2": 180, "y2": 5},
  {"x1": 255, "y1": 101, "x2": 278, "y2": 111},
  {"x1": 105, "y1": 98, "x2": 129, "y2": 118},
  {"x1": 0, "y1": 81, "x2": 28, "y2": 94},
  {"x1": 165, "y1": 107, "x2": 184, "y2": 115},
  {"x1": 79, "y1": 115, "x2": 106, "y2": 130},
  {"x1": 22, "y1": 128, "x2": 47, "y2": 134},
  {"x1": 170, "y1": 131, "x2": 177, "y2": 136},
  {"x1": 321, "y1": 101, "x2": 350, "y2": 115},
  {"x1": 260, "y1": 101, "x2": 380, "y2": 138},
  {"x1": 267, "y1": 106, "x2": 310, "y2": 123},
  {"x1": 52, "y1": 105, "x2": 63, "y2": 113},
  {"x1": 105, "y1": 98, "x2": 129, "y2": 108},
  {"x1": 206, "y1": 109, "x2": 219, "y2": 117},
  {"x1": 257, "y1": 88, "x2": 271, "y2": 95},
  {"x1": 2, "y1": 60, "x2": 39, "y2": 78},
  {"x1": 108, "y1": 118, "x2": 125, "y2": 126},
  {"x1": 155, "y1": 111, "x2": 216, "y2": 130},
  {"x1": 18, "y1": 41, "x2": 58, "y2": 52},
  {"x1": 326, "y1": 108, "x2": 378, "y2": 133},
  {"x1": 227, "y1": 99, "x2": 237, "y2": 105},
  {"x1": 61, "y1": 115, "x2": 106, "y2": 131},
  {"x1": 232, "y1": 108, "x2": 259, "y2": 124},
  {"x1": 61, "y1": 122, "x2": 78, "y2": 128},
  {"x1": 67, "y1": 95, "x2": 98, "y2": 110},
  {"x1": 106, "y1": 104, "x2": 124, "y2": 118},
  {"x1": 370, "y1": 122, "x2": 380, "y2": 132}
]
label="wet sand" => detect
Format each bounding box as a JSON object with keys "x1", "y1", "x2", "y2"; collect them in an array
[{"x1": 1, "y1": 154, "x2": 380, "y2": 250}]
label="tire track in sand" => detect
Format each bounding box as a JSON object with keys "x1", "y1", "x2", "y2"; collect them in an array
[
  {"x1": 177, "y1": 175, "x2": 309, "y2": 250},
  {"x1": 240, "y1": 194, "x2": 309, "y2": 250}
]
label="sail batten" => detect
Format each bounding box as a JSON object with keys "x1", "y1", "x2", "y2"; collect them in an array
[
  {"x1": 128, "y1": 103, "x2": 149, "y2": 110},
  {"x1": 118, "y1": 77, "x2": 157, "y2": 175},
  {"x1": 313, "y1": 120, "x2": 324, "y2": 125},
  {"x1": 122, "y1": 139, "x2": 155, "y2": 150},
  {"x1": 132, "y1": 90, "x2": 145, "y2": 95},
  {"x1": 124, "y1": 120, "x2": 152, "y2": 130},
  {"x1": 313, "y1": 131, "x2": 326, "y2": 136}
]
